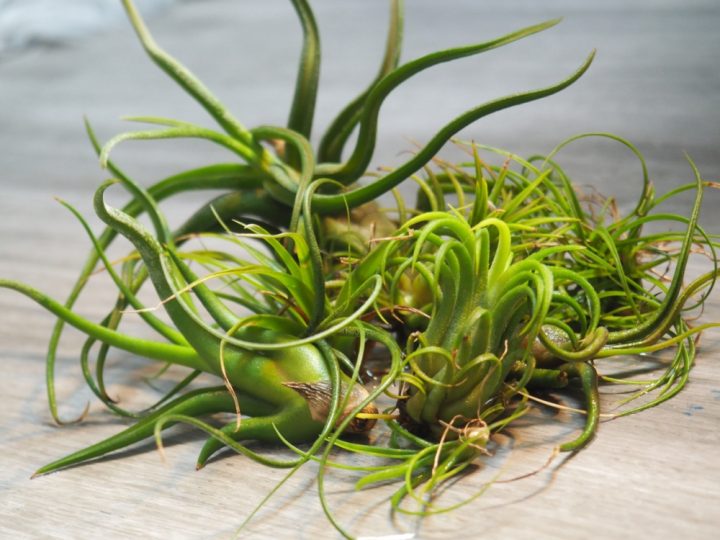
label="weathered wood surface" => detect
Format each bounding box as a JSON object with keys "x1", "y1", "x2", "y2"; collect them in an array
[{"x1": 1, "y1": 1, "x2": 719, "y2": 538}]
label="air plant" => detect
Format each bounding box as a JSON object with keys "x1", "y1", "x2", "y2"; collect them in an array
[
  {"x1": 2, "y1": 170, "x2": 399, "y2": 476},
  {"x1": 42, "y1": 0, "x2": 595, "y2": 427},
  {"x1": 2, "y1": 0, "x2": 718, "y2": 539},
  {"x1": 0, "y1": 0, "x2": 586, "y2": 487},
  {"x1": 432, "y1": 137, "x2": 720, "y2": 414},
  {"x1": 302, "y1": 139, "x2": 718, "y2": 524}
]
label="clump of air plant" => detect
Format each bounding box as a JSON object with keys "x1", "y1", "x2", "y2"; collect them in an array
[
  {"x1": 309, "y1": 139, "x2": 718, "y2": 525},
  {"x1": 39, "y1": 0, "x2": 592, "y2": 431},
  {"x1": 2, "y1": 0, "x2": 718, "y2": 539},
  {"x1": 7, "y1": 0, "x2": 595, "y2": 470}
]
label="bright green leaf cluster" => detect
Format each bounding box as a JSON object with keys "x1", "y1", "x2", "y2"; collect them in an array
[{"x1": 1, "y1": 2, "x2": 717, "y2": 539}]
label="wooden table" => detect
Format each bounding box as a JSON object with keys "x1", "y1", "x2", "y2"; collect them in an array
[{"x1": 2, "y1": 1, "x2": 719, "y2": 538}]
